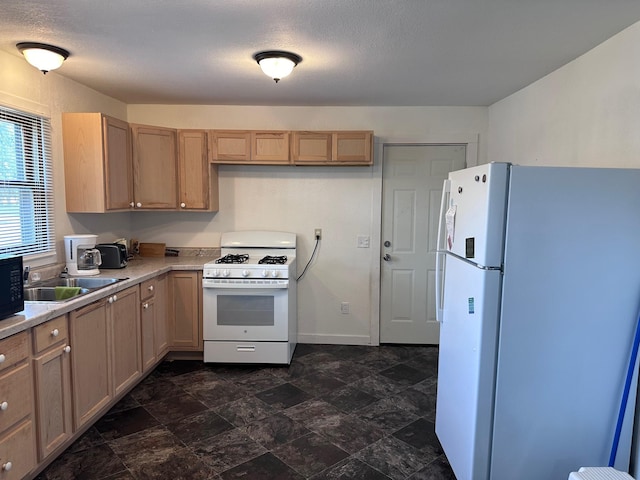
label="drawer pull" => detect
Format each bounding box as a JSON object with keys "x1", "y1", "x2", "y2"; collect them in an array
[
  {"x1": 0, "y1": 402, "x2": 7, "y2": 411},
  {"x1": 236, "y1": 346, "x2": 256, "y2": 352},
  {"x1": 51, "y1": 328, "x2": 59, "y2": 337},
  {"x1": 0, "y1": 354, "x2": 6, "y2": 364},
  {"x1": 143, "y1": 303, "x2": 149, "y2": 309},
  {"x1": 2, "y1": 461, "x2": 11, "y2": 471},
  {"x1": 64, "y1": 346, "x2": 71, "y2": 354},
  {"x1": 148, "y1": 285, "x2": 154, "y2": 292}
]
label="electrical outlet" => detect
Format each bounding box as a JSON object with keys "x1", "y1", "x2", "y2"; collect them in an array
[
  {"x1": 357, "y1": 235, "x2": 370, "y2": 248},
  {"x1": 315, "y1": 228, "x2": 322, "y2": 240},
  {"x1": 341, "y1": 302, "x2": 350, "y2": 314}
]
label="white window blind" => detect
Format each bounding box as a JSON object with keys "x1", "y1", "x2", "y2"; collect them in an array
[{"x1": 0, "y1": 105, "x2": 55, "y2": 257}]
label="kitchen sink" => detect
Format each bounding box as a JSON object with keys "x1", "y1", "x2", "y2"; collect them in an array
[
  {"x1": 24, "y1": 277, "x2": 127, "y2": 302},
  {"x1": 24, "y1": 287, "x2": 91, "y2": 302}
]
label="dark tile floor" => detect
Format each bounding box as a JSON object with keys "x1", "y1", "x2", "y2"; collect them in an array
[{"x1": 36, "y1": 344, "x2": 455, "y2": 480}]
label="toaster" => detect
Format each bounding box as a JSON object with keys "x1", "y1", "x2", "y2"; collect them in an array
[{"x1": 96, "y1": 243, "x2": 128, "y2": 269}]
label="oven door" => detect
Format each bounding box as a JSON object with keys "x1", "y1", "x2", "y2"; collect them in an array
[{"x1": 203, "y1": 280, "x2": 289, "y2": 341}]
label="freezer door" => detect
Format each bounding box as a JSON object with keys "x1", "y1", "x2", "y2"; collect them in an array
[
  {"x1": 445, "y1": 163, "x2": 509, "y2": 268},
  {"x1": 435, "y1": 256, "x2": 502, "y2": 480}
]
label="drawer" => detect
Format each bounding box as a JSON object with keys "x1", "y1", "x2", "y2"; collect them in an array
[
  {"x1": 33, "y1": 316, "x2": 68, "y2": 354},
  {"x1": 204, "y1": 341, "x2": 293, "y2": 364},
  {"x1": 140, "y1": 278, "x2": 157, "y2": 301},
  {"x1": 0, "y1": 363, "x2": 32, "y2": 433},
  {"x1": 0, "y1": 420, "x2": 36, "y2": 480},
  {"x1": 0, "y1": 333, "x2": 28, "y2": 373}
]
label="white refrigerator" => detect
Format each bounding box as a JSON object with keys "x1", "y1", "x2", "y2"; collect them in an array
[{"x1": 435, "y1": 162, "x2": 640, "y2": 480}]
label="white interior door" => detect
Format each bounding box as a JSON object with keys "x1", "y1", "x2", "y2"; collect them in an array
[{"x1": 380, "y1": 144, "x2": 466, "y2": 344}]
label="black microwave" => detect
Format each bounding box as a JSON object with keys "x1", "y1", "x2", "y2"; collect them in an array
[{"x1": 0, "y1": 256, "x2": 24, "y2": 319}]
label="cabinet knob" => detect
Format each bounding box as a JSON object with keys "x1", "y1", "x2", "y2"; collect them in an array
[
  {"x1": 108, "y1": 295, "x2": 117, "y2": 303},
  {"x1": 180, "y1": 202, "x2": 186, "y2": 208},
  {"x1": 136, "y1": 202, "x2": 142, "y2": 208},
  {"x1": 143, "y1": 303, "x2": 149, "y2": 309},
  {"x1": 0, "y1": 354, "x2": 6, "y2": 364},
  {"x1": 2, "y1": 461, "x2": 12, "y2": 471},
  {"x1": 129, "y1": 202, "x2": 135, "y2": 207},
  {"x1": 148, "y1": 285, "x2": 154, "y2": 292},
  {"x1": 51, "y1": 328, "x2": 59, "y2": 337},
  {"x1": 64, "y1": 346, "x2": 71, "y2": 354},
  {"x1": 0, "y1": 402, "x2": 8, "y2": 411}
]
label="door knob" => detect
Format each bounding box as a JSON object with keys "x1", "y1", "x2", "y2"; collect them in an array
[
  {"x1": 384, "y1": 241, "x2": 391, "y2": 247},
  {"x1": 383, "y1": 254, "x2": 391, "y2": 261}
]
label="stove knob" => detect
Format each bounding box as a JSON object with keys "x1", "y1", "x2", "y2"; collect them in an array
[
  {"x1": 222, "y1": 270, "x2": 230, "y2": 277},
  {"x1": 261, "y1": 270, "x2": 269, "y2": 278},
  {"x1": 242, "y1": 270, "x2": 250, "y2": 277},
  {"x1": 271, "y1": 270, "x2": 280, "y2": 278},
  {"x1": 212, "y1": 269, "x2": 220, "y2": 277}
]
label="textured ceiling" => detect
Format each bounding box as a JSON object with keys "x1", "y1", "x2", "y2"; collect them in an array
[{"x1": 2, "y1": 1, "x2": 640, "y2": 106}]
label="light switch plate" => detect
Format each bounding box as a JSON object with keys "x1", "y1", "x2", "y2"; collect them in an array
[{"x1": 357, "y1": 235, "x2": 370, "y2": 248}]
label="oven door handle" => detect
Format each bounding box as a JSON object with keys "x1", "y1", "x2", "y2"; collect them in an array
[{"x1": 202, "y1": 278, "x2": 289, "y2": 289}]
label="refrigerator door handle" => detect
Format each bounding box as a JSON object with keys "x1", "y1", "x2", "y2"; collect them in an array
[{"x1": 435, "y1": 179, "x2": 451, "y2": 323}]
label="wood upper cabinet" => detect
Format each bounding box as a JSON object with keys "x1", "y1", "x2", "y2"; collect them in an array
[
  {"x1": 292, "y1": 131, "x2": 373, "y2": 165},
  {"x1": 178, "y1": 130, "x2": 219, "y2": 211},
  {"x1": 31, "y1": 315, "x2": 72, "y2": 461},
  {"x1": 131, "y1": 124, "x2": 178, "y2": 209},
  {"x1": 209, "y1": 130, "x2": 251, "y2": 162},
  {"x1": 63, "y1": 113, "x2": 133, "y2": 212},
  {"x1": 169, "y1": 271, "x2": 202, "y2": 351},
  {"x1": 210, "y1": 130, "x2": 290, "y2": 164}
]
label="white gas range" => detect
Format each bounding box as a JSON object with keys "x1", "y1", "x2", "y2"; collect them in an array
[{"x1": 202, "y1": 231, "x2": 297, "y2": 364}]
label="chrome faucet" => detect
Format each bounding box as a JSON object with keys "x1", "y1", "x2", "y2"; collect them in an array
[{"x1": 23, "y1": 266, "x2": 30, "y2": 286}]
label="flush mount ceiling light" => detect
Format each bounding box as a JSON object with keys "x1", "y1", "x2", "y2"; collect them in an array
[
  {"x1": 253, "y1": 50, "x2": 302, "y2": 83},
  {"x1": 16, "y1": 42, "x2": 70, "y2": 74}
]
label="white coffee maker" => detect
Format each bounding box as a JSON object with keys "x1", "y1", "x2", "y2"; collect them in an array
[{"x1": 64, "y1": 234, "x2": 102, "y2": 276}]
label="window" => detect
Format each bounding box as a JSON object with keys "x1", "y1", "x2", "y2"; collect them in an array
[{"x1": 0, "y1": 105, "x2": 55, "y2": 258}]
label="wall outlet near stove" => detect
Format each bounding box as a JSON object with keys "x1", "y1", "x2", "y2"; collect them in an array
[
  {"x1": 341, "y1": 302, "x2": 350, "y2": 314},
  {"x1": 314, "y1": 228, "x2": 322, "y2": 240}
]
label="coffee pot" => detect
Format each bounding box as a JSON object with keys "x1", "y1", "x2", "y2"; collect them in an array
[{"x1": 64, "y1": 234, "x2": 102, "y2": 276}]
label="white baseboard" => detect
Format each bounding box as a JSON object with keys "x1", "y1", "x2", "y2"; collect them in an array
[{"x1": 296, "y1": 333, "x2": 375, "y2": 346}]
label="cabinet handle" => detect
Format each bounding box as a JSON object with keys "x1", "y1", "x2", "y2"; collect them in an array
[
  {"x1": 108, "y1": 295, "x2": 118, "y2": 303},
  {"x1": 0, "y1": 354, "x2": 6, "y2": 364},
  {"x1": 2, "y1": 461, "x2": 12, "y2": 471},
  {"x1": 180, "y1": 202, "x2": 186, "y2": 208},
  {"x1": 129, "y1": 202, "x2": 135, "y2": 208},
  {"x1": 148, "y1": 285, "x2": 154, "y2": 292},
  {"x1": 136, "y1": 202, "x2": 142, "y2": 208},
  {"x1": 108, "y1": 296, "x2": 114, "y2": 304},
  {"x1": 51, "y1": 328, "x2": 59, "y2": 337},
  {"x1": 143, "y1": 303, "x2": 149, "y2": 309},
  {"x1": 63, "y1": 346, "x2": 71, "y2": 354},
  {"x1": 0, "y1": 402, "x2": 8, "y2": 411}
]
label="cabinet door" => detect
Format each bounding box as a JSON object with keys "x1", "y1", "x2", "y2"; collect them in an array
[
  {"x1": 103, "y1": 116, "x2": 133, "y2": 210},
  {"x1": 0, "y1": 420, "x2": 36, "y2": 480},
  {"x1": 32, "y1": 342, "x2": 72, "y2": 461},
  {"x1": 155, "y1": 274, "x2": 169, "y2": 358},
  {"x1": 140, "y1": 297, "x2": 156, "y2": 372},
  {"x1": 209, "y1": 130, "x2": 251, "y2": 162},
  {"x1": 251, "y1": 131, "x2": 290, "y2": 164},
  {"x1": 178, "y1": 130, "x2": 210, "y2": 210},
  {"x1": 291, "y1": 132, "x2": 332, "y2": 164},
  {"x1": 131, "y1": 125, "x2": 178, "y2": 209},
  {"x1": 332, "y1": 131, "x2": 373, "y2": 164},
  {"x1": 169, "y1": 272, "x2": 202, "y2": 350},
  {"x1": 110, "y1": 287, "x2": 141, "y2": 396},
  {"x1": 69, "y1": 300, "x2": 111, "y2": 429}
]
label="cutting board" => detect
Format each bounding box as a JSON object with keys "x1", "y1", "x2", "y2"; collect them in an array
[{"x1": 139, "y1": 243, "x2": 166, "y2": 257}]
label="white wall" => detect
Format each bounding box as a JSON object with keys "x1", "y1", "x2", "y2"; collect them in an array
[
  {"x1": 0, "y1": 50, "x2": 132, "y2": 267},
  {"x1": 488, "y1": 21, "x2": 640, "y2": 168},
  {"x1": 128, "y1": 105, "x2": 487, "y2": 344}
]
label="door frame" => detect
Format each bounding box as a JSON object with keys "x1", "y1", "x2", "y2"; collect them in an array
[{"x1": 370, "y1": 134, "x2": 479, "y2": 345}]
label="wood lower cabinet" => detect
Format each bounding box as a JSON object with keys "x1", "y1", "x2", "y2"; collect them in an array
[
  {"x1": 110, "y1": 287, "x2": 141, "y2": 396},
  {"x1": 169, "y1": 271, "x2": 202, "y2": 351},
  {"x1": 0, "y1": 332, "x2": 36, "y2": 479},
  {"x1": 155, "y1": 274, "x2": 169, "y2": 358},
  {"x1": 140, "y1": 276, "x2": 169, "y2": 372},
  {"x1": 62, "y1": 113, "x2": 133, "y2": 212},
  {"x1": 69, "y1": 300, "x2": 111, "y2": 430},
  {"x1": 31, "y1": 316, "x2": 73, "y2": 462},
  {"x1": 131, "y1": 124, "x2": 178, "y2": 209},
  {"x1": 178, "y1": 130, "x2": 219, "y2": 211}
]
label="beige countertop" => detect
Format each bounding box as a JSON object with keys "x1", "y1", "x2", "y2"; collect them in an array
[{"x1": 2, "y1": 256, "x2": 214, "y2": 341}]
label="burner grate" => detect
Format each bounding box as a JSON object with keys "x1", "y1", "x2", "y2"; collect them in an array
[
  {"x1": 215, "y1": 254, "x2": 249, "y2": 264},
  {"x1": 258, "y1": 255, "x2": 288, "y2": 265}
]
